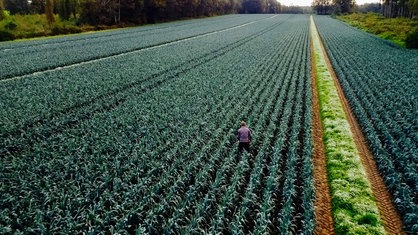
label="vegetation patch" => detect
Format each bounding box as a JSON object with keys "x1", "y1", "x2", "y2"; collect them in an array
[
  {"x1": 337, "y1": 12, "x2": 418, "y2": 48},
  {"x1": 311, "y1": 16, "x2": 385, "y2": 235},
  {"x1": 0, "y1": 15, "x2": 316, "y2": 233},
  {"x1": 0, "y1": 14, "x2": 79, "y2": 41},
  {"x1": 0, "y1": 14, "x2": 122, "y2": 41}
]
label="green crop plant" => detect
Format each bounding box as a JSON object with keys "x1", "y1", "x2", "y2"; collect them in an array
[{"x1": 2, "y1": 14, "x2": 312, "y2": 233}]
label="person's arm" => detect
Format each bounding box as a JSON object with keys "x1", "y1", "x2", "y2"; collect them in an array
[
  {"x1": 237, "y1": 130, "x2": 240, "y2": 141},
  {"x1": 249, "y1": 129, "x2": 252, "y2": 141}
]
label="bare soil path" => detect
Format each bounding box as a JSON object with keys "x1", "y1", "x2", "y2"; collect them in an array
[{"x1": 310, "y1": 15, "x2": 405, "y2": 235}]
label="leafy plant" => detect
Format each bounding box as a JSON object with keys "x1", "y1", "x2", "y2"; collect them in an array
[
  {"x1": 405, "y1": 27, "x2": 418, "y2": 48},
  {"x1": 1, "y1": 14, "x2": 317, "y2": 234}
]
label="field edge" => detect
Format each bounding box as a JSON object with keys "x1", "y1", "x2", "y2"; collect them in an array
[{"x1": 311, "y1": 15, "x2": 405, "y2": 235}]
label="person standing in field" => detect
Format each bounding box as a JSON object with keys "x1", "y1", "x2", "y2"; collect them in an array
[{"x1": 237, "y1": 121, "x2": 252, "y2": 155}]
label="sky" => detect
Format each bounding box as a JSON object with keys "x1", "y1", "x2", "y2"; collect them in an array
[{"x1": 279, "y1": 0, "x2": 380, "y2": 6}]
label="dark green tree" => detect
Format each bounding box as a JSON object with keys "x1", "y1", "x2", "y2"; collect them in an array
[
  {"x1": 4, "y1": 0, "x2": 30, "y2": 14},
  {"x1": 77, "y1": 0, "x2": 248, "y2": 26},
  {"x1": 313, "y1": 0, "x2": 332, "y2": 14},
  {"x1": 80, "y1": 0, "x2": 144, "y2": 25},
  {"x1": 79, "y1": 0, "x2": 100, "y2": 25},
  {"x1": 45, "y1": 0, "x2": 55, "y2": 25},
  {"x1": 266, "y1": 0, "x2": 280, "y2": 13},
  {"x1": 405, "y1": 27, "x2": 418, "y2": 48},
  {"x1": 409, "y1": 0, "x2": 418, "y2": 17},
  {"x1": 0, "y1": 0, "x2": 5, "y2": 20},
  {"x1": 333, "y1": 0, "x2": 354, "y2": 14},
  {"x1": 165, "y1": 0, "x2": 179, "y2": 19},
  {"x1": 241, "y1": 0, "x2": 265, "y2": 13},
  {"x1": 382, "y1": 0, "x2": 414, "y2": 17},
  {"x1": 119, "y1": 0, "x2": 143, "y2": 23},
  {"x1": 30, "y1": 0, "x2": 45, "y2": 14},
  {"x1": 59, "y1": 0, "x2": 71, "y2": 20},
  {"x1": 356, "y1": 3, "x2": 380, "y2": 13},
  {"x1": 58, "y1": 0, "x2": 78, "y2": 20},
  {"x1": 144, "y1": 0, "x2": 165, "y2": 23}
]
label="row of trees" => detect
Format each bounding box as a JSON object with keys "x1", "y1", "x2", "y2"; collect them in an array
[
  {"x1": 382, "y1": 0, "x2": 418, "y2": 18},
  {"x1": 312, "y1": 0, "x2": 355, "y2": 14},
  {"x1": 313, "y1": 0, "x2": 418, "y2": 17},
  {"x1": 356, "y1": 3, "x2": 381, "y2": 13},
  {"x1": 3, "y1": 0, "x2": 417, "y2": 24},
  {"x1": 0, "y1": 0, "x2": 4, "y2": 20},
  {"x1": 1, "y1": 0, "x2": 287, "y2": 25}
]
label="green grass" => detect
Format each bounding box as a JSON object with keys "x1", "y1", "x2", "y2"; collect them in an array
[
  {"x1": 337, "y1": 12, "x2": 418, "y2": 48},
  {"x1": 0, "y1": 13, "x2": 163, "y2": 42},
  {"x1": 0, "y1": 14, "x2": 88, "y2": 41},
  {"x1": 1, "y1": 14, "x2": 50, "y2": 39},
  {"x1": 311, "y1": 16, "x2": 386, "y2": 235}
]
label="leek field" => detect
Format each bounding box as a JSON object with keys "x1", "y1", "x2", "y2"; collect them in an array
[{"x1": 1, "y1": 14, "x2": 417, "y2": 234}]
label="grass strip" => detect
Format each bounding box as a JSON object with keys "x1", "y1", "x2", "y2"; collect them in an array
[
  {"x1": 336, "y1": 13, "x2": 418, "y2": 48},
  {"x1": 310, "y1": 15, "x2": 385, "y2": 235}
]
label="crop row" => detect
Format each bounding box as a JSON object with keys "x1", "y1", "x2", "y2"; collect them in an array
[
  {"x1": 314, "y1": 15, "x2": 418, "y2": 233},
  {"x1": 1, "y1": 15, "x2": 315, "y2": 233},
  {"x1": 0, "y1": 14, "x2": 275, "y2": 80},
  {"x1": 1, "y1": 15, "x2": 290, "y2": 156}
]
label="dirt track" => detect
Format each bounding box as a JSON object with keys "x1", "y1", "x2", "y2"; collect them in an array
[{"x1": 310, "y1": 16, "x2": 405, "y2": 235}]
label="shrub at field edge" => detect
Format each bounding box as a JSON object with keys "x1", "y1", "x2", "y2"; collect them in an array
[
  {"x1": 0, "y1": 14, "x2": 84, "y2": 41},
  {"x1": 337, "y1": 13, "x2": 418, "y2": 48}
]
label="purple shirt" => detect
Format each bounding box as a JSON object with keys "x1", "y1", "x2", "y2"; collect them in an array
[{"x1": 237, "y1": 127, "x2": 251, "y2": 143}]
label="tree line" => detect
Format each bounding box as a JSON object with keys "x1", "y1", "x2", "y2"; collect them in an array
[
  {"x1": 1, "y1": 0, "x2": 287, "y2": 25},
  {"x1": 312, "y1": 0, "x2": 418, "y2": 18},
  {"x1": 312, "y1": 0, "x2": 359, "y2": 15},
  {"x1": 381, "y1": 0, "x2": 418, "y2": 18}
]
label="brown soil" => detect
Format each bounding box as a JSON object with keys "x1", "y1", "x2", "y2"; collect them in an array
[
  {"x1": 314, "y1": 20, "x2": 405, "y2": 235},
  {"x1": 310, "y1": 34, "x2": 335, "y2": 235}
]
